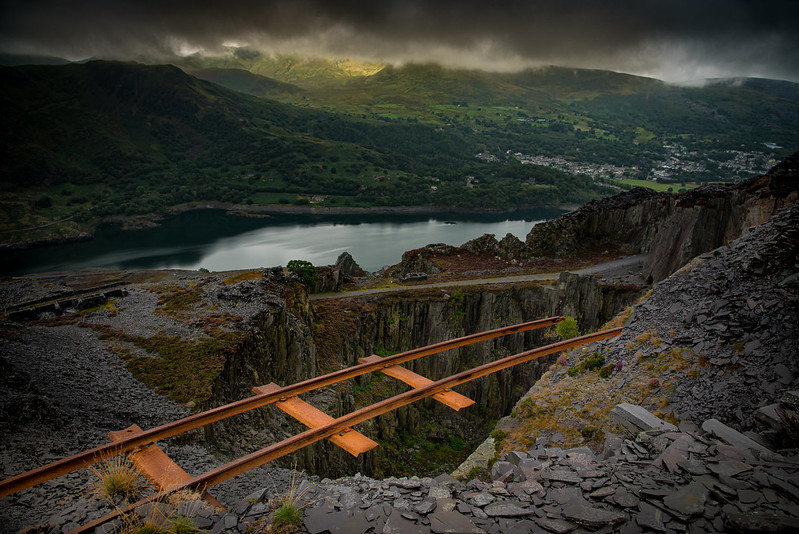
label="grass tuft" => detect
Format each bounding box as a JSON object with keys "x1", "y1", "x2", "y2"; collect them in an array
[{"x1": 90, "y1": 455, "x2": 140, "y2": 502}]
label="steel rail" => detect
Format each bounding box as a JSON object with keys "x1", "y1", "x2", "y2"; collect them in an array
[
  {"x1": 70, "y1": 326, "x2": 622, "y2": 534},
  {"x1": 0, "y1": 316, "x2": 562, "y2": 498}
]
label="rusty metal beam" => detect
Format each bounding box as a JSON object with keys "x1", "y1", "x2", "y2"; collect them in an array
[
  {"x1": 0, "y1": 316, "x2": 561, "y2": 498},
  {"x1": 69, "y1": 327, "x2": 621, "y2": 534},
  {"x1": 359, "y1": 354, "x2": 474, "y2": 411},
  {"x1": 254, "y1": 383, "x2": 378, "y2": 456}
]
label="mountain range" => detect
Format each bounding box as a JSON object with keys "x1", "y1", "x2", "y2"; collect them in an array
[{"x1": 1, "y1": 52, "x2": 798, "y2": 247}]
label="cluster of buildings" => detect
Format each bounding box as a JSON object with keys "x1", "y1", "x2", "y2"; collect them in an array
[{"x1": 477, "y1": 144, "x2": 777, "y2": 183}]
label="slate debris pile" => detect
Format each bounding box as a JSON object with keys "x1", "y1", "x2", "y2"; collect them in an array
[
  {"x1": 57, "y1": 405, "x2": 795, "y2": 533},
  {"x1": 591, "y1": 203, "x2": 799, "y2": 439}
]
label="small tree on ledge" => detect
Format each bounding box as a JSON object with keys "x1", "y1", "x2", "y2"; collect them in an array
[
  {"x1": 557, "y1": 316, "x2": 579, "y2": 340},
  {"x1": 287, "y1": 260, "x2": 317, "y2": 288}
]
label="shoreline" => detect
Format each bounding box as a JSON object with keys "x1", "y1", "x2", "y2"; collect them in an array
[{"x1": 2, "y1": 201, "x2": 578, "y2": 252}]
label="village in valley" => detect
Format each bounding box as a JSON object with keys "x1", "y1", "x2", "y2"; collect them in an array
[{"x1": 478, "y1": 143, "x2": 779, "y2": 186}]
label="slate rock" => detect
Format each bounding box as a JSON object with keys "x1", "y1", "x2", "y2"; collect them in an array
[
  {"x1": 562, "y1": 503, "x2": 626, "y2": 528},
  {"x1": 414, "y1": 499, "x2": 437, "y2": 515},
  {"x1": 304, "y1": 508, "x2": 349, "y2": 534},
  {"x1": 540, "y1": 469, "x2": 581, "y2": 484},
  {"x1": 429, "y1": 510, "x2": 486, "y2": 534},
  {"x1": 504, "y1": 520, "x2": 541, "y2": 534},
  {"x1": 505, "y1": 451, "x2": 528, "y2": 466},
  {"x1": 702, "y1": 419, "x2": 780, "y2": 459},
  {"x1": 534, "y1": 517, "x2": 578, "y2": 533},
  {"x1": 610, "y1": 403, "x2": 678, "y2": 434},
  {"x1": 612, "y1": 488, "x2": 640, "y2": 508},
  {"x1": 636, "y1": 501, "x2": 668, "y2": 532},
  {"x1": 663, "y1": 482, "x2": 708, "y2": 516},
  {"x1": 334, "y1": 509, "x2": 385, "y2": 533},
  {"x1": 483, "y1": 502, "x2": 534, "y2": 517},
  {"x1": 471, "y1": 493, "x2": 495, "y2": 507},
  {"x1": 383, "y1": 511, "x2": 428, "y2": 534},
  {"x1": 707, "y1": 460, "x2": 753, "y2": 477},
  {"x1": 781, "y1": 391, "x2": 799, "y2": 410},
  {"x1": 723, "y1": 509, "x2": 799, "y2": 533},
  {"x1": 588, "y1": 486, "x2": 616, "y2": 499}
]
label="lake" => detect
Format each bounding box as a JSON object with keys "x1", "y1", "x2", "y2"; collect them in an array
[{"x1": 1, "y1": 208, "x2": 565, "y2": 276}]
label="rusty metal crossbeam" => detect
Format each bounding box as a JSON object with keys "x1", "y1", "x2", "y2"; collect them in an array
[
  {"x1": 108, "y1": 425, "x2": 224, "y2": 509},
  {"x1": 68, "y1": 327, "x2": 621, "y2": 534},
  {"x1": 253, "y1": 383, "x2": 378, "y2": 456},
  {"x1": 0, "y1": 316, "x2": 561, "y2": 498},
  {"x1": 359, "y1": 354, "x2": 475, "y2": 410}
]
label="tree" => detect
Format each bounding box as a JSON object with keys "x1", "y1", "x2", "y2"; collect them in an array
[
  {"x1": 556, "y1": 316, "x2": 579, "y2": 340},
  {"x1": 287, "y1": 260, "x2": 317, "y2": 287}
]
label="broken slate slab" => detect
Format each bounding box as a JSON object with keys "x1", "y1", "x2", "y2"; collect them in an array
[
  {"x1": 562, "y1": 503, "x2": 627, "y2": 528},
  {"x1": 707, "y1": 460, "x2": 753, "y2": 478},
  {"x1": 429, "y1": 510, "x2": 485, "y2": 534},
  {"x1": 701, "y1": 419, "x2": 781, "y2": 460},
  {"x1": 610, "y1": 403, "x2": 678, "y2": 435},
  {"x1": 304, "y1": 508, "x2": 350, "y2": 534},
  {"x1": 483, "y1": 502, "x2": 533, "y2": 518},
  {"x1": 383, "y1": 511, "x2": 428, "y2": 534},
  {"x1": 723, "y1": 510, "x2": 799, "y2": 533},
  {"x1": 663, "y1": 482, "x2": 708, "y2": 516},
  {"x1": 540, "y1": 469, "x2": 581, "y2": 484},
  {"x1": 653, "y1": 433, "x2": 696, "y2": 473},
  {"x1": 534, "y1": 517, "x2": 578, "y2": 533},
  {"x1": 636, "y1": 501, "x2": 669, "y2": 532}
]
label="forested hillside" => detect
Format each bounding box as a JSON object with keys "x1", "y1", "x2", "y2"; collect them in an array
[
  {"x1": 185, "y1": 54, "x2": 799, "y2": 174},
  {"x1": 2, "y1": 54, "x2": 798, "y2": 248},
  {"x1": 0, "y1": 61, "x2": 609, "y2": 246}
]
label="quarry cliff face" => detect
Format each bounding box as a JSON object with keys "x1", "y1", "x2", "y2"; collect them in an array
[
  {"x1": 204, "y1": 272, "x2": 642, "y2": 478},
  {"x1": 525, "y1": 153, "x2": 799, "y2": 283}
]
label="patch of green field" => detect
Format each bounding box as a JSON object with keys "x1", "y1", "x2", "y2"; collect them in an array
[{"x1": 612, "y1": 179, "x2": 699, "y2": 192}]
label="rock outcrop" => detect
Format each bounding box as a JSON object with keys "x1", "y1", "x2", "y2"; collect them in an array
[
  {"x1": 525, "y1": 152, "x2": 799, "y2": 283},
  {"x1": 335, "y1": 251, "x2": 367, "y2": 277}
]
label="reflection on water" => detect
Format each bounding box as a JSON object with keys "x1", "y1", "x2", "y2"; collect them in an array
[{"x1": 1, "y1": 208, "x2": 565, "y2": 276}]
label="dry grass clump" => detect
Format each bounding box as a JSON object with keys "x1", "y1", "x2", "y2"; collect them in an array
[
  {"x1": 90, "y1": 455, "x2": 140, "y2": 502},
  {"x1": 248, "y1": 468, "x2": 313, "y2": 534},
  {"x1": 223, "y1": 270, "x2": 263, "y2": 285}
]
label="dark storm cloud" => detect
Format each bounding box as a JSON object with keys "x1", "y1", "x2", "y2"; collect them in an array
[{"x1": 1, "y1": 0, "x2": 798, "y2": 82}]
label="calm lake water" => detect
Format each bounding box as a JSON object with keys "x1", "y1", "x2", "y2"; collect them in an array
[{"x1": 1, "y1": 208, "x2": 565, "y2": 276}]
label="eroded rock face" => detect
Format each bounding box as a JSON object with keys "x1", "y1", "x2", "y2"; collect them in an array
[
  {"x1": 525, "y1": 153, "x2": 799, "y2": 283},
  {"x1": 336, "y1": 251, "x2": 367, "y2": 277}
]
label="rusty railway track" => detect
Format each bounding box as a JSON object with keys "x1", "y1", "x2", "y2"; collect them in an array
[{"x1": 0, "y1": 317, "x2": 623, "y2": 533}]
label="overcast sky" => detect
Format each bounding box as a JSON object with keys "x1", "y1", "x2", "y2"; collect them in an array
[{"x1": 2, "y1": 0, "x2": 797, "y2": 83}]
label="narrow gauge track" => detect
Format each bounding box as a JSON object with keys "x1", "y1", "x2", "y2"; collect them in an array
[{"x1": 0, "y1": 318, "x2": 623, "y2": 533}]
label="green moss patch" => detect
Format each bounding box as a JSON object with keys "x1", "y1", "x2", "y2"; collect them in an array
[{"x1": 84, "y1": 323, "x2": 245, "y2": 405}]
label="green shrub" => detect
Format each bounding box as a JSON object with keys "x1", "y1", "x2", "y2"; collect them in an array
[
  {"x1": 584, "y1": 352, "x2": 605, "y2": 371},
  {"x1": 448, "y1": 437, "x2": 467, "y2": 452},
  {"x1": 556, "y1": 316, "x2": 579, "y2": 340},
  {"x1": 599, "y1": 364, "x2": 615, "y2": 378}
]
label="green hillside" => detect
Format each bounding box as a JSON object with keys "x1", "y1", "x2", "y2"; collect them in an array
[
  {"x1": 181, "y1": 54, "x2": 799, "y2": 172},
  {"x1": 3, "y1": 54, "x2": 798, "y2": 247},
  {"x1": 1, "y1": 60, "x2": 607, "y2": 246}
]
